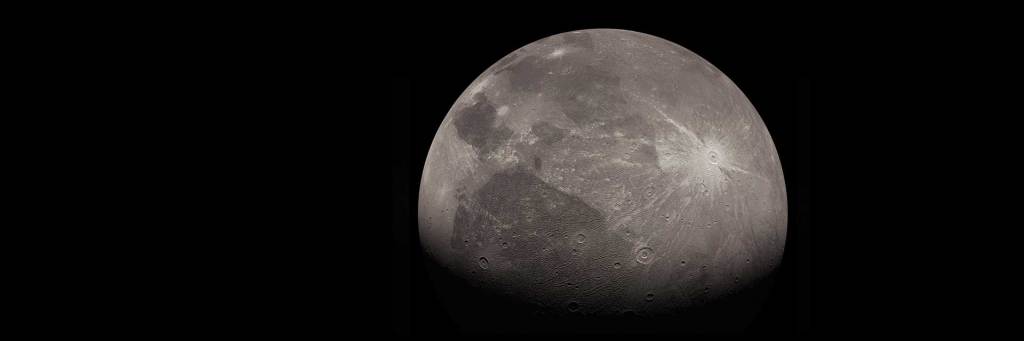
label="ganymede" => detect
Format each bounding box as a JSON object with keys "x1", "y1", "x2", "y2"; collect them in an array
[{"x1": 418, "y1": 29, "x2": 787, "y2": 333}]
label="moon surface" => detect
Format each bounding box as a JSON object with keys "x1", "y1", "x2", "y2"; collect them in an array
[{"x1": 418, "y1": 29, "x2": 786, "y2": 329}]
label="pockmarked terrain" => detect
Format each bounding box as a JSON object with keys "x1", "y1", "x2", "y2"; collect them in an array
[{"x1": 418, "y1": 29, "x2": 786, "y2": 331}]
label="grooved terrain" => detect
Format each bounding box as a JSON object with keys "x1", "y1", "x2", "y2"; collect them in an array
[{"x1": 418, "y1": 29, "x2": 787, "y2": 319}]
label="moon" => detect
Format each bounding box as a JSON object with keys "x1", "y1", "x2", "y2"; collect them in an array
[{"x1": 418, "y1": 29, "x2": 786, "y2": 332}]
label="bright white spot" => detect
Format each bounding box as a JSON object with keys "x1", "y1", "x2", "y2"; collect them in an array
[
  {"x1": 548, "y1": 48, "x2": 566, "y2": 59},
  {"x1": 496, "y1": 105, "x2": 509, "y2": 116},
  {"x1": 523, "y1": 133, "x2": 539, "y2": 145}
]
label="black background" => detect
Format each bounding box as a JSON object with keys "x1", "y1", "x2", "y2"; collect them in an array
[{"x1": 389, "y1": 14, "x2": 816, "y2": 335}]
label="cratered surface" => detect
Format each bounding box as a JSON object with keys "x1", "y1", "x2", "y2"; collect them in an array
[{"x1": 418, "y1": 29, "x2": 786, "y2": 333}]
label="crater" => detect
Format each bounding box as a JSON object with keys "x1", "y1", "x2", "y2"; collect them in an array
[{"x1": 636, "y1": 247, "x2": 654, "y2": 264}]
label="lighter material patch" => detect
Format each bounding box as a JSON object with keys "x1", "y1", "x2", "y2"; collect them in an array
[
  {"x1": 486, "y1": 140, "x2": 520, "y2": 166},
  {"x1": 469, "y1": 75, "x2": 492, "y2": 97},
  {"x1": 547, "y1": 47, "x2": 567, "y2": 59}
]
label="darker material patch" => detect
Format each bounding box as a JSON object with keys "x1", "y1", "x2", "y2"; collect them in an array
[
  {"x1": 533, "y1": 156, "x2": 542, "y2": 170},
  {"x1": 530, "y1": 121, "x2": 567, "y2": 145},
  {"x1": 451, "y1": 169, "x2": 605, "y2": 254},
  {"x1": 448, "y1": 168, "x2": 639, "y2": 318},
  {"x1": 562, "y1": 31, "x2": 595, "y2": 50},
  {"x1": 451, "y1": 94, "x2": 513, "y2": 157}
]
